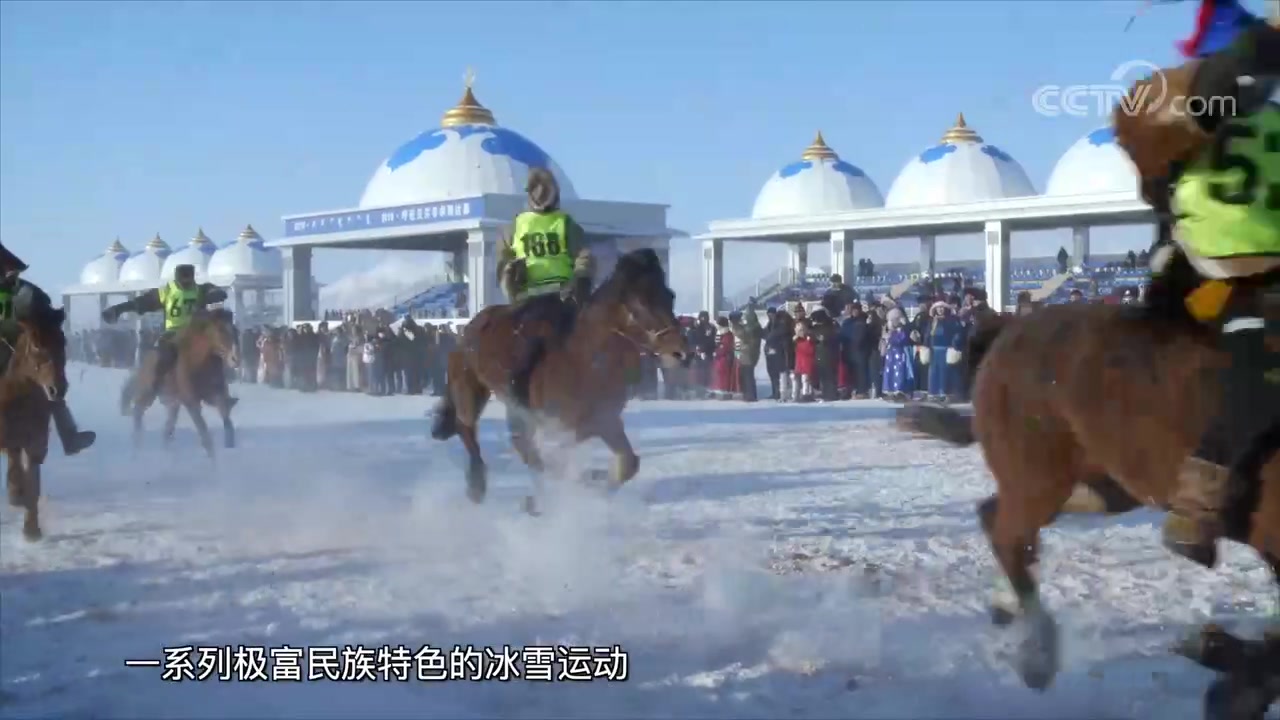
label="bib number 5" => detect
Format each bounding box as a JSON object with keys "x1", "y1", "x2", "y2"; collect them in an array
[{"x1": 1207, "y1": 121, "x2": 1279, "y2": 210}]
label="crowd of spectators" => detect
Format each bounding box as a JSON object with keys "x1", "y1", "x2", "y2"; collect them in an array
[{"x1": 70, "y1": 271, "x2": 1144, "y2": 404}]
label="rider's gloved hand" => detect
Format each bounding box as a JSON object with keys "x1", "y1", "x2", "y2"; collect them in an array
[{"x1": 101, "y1": 307, "x2": 119, "y2": 324}]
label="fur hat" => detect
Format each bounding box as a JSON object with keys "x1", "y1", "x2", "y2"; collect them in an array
[
  {"x1": 930, "y1": 300, "x2": 950, "y2": 316},
  {"x1": 525, "y1": 168, "x2": 560, "y2": 212}
]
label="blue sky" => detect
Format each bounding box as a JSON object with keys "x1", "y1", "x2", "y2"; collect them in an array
[{"x1": 0, "y1": 0, "x2": 1241, "y2": 306}]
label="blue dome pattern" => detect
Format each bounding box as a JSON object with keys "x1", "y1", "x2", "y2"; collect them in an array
[
  {"x1": 1045, "y1": 126, "x2": 1138, "y2": 197},
  {"x1": 885, "y1": 114, "x2": 1036, "y2": 208},
  {"x1": 752, "y1": 132, "x2": 884, "y2": 219},
  {"x1": 359, "y1": 84, "x2": 576, "y2": 210}
]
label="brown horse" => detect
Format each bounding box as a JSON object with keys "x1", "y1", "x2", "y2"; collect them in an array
[
  {"x1": 122, "y1": 309, "x2": 240, "y2": 459},
  {"x1": 432, "y1": 248, "x2": 688, "y2": 512},
  {"x1": 895, "y1": 299, "x2": 1279, "y2": 706},
  {"x1": 1, "y1": 312, "x2": 66, "y2": 541}
]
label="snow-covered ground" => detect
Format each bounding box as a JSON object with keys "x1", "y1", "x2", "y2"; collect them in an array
[{"x1": 1, "y1": 364, "x2": 1275, "y2": 719}]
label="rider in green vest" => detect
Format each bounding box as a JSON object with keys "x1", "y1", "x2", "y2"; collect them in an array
[
  {"x1": 0, "y1": 240, "x2": 97, "y2": 455},
  {"x1": 1122, "y1": 12, "x2": 1279, "y2": 569},
  {"x1": 100, "y1": 264, "x2": 229, "y2": 399},
  {"x1": 498, "y1": 167, "x2": 594, "y2": 408}
]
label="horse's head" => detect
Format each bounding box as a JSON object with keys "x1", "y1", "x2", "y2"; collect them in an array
[
  {"x1": 597, "y1": 249, "x2": 688, "y2": 368},
  {"x1": 1112, "y1": 60, "x2": 1211, "y2": 205},
  {"x1": 11, "y1": 308, "x2": 66, "y2": 402},
  {"x1": 187, "y1": 308, "x2": 239, "y2": 369}
]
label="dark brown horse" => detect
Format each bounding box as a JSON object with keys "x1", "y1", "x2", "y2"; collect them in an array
[
  {"x1": 432, "y1": 249, "x2": 688, "y2": 512},
  {"x1": 122, "y1": 309, "x2": 239, "y2": 458},
  {"x1": 1, "y1": 310, "x2": 67, "y2": 540},
  {"x1": 895, "y1": 300, "x2": 1279, "y2": 709}
]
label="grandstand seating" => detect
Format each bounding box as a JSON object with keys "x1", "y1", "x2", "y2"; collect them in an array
[{"x1": 388, "y1": 282, "x2": 467, "y2": 317}]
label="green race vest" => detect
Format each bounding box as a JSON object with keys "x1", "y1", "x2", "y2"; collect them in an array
[
  {"x1": 1173, "y1": 102, "x2": 1280, "y2": 260},
  {"x1": 0, "y1": 288, "x2": 11, "y2": 322},
  {"x1": 511, "y1": 211, "x2": 574, "y2": 290},
  {"x1": 159, "y1": 281, "x2": 199, "y2": 330}
]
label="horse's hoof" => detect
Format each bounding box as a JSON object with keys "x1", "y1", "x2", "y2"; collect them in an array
[
  {"x1": 1016, "y1": 609, "x2": 1060, "y2": 692},
  {"x1": 466, "y1": 484, "x2": 485, "y2": 505},
  {"x1": 522, "y1": 496, "x2": 542, "y2": 517},
  {"x1": 1204, "y1": 675, "x2": 1271, "y2": 720},
  {"x1": 990, "y1": 606, "x2": 1016, "y2": 627},
  {"x1": 22, "y1": 524, "x2": 42, "y2": 542}
]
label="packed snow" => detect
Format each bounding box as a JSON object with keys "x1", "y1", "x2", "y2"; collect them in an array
[{"x1": 1, "y1": 364, "x2": 1276, "y2": 719}]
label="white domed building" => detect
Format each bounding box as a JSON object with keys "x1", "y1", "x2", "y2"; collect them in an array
[
  {"x1": 267, "y1": 73, "x2": 681, "y2": 323},
  {"x1": 160, "y1": 228, "x2": 218, "y2": 283},
  {"x1": 698, "y1": 113, "x2": 1154, "y2": 314},
  {"x1": 883, "y1": 115, "x2": 1036, "y2": 208},
  {"x1": 1044, "y1": 127, "x2": 1139, "y2": 198},
  {"x1": 751, "y1": 133, "x2": 884, "y2": 219},
  {"x1": 79, "y1": 238, "x2": 131, "y2": 288},
  {"x1": 118, "y1": 234, "x2": 172, "y2": 289}
]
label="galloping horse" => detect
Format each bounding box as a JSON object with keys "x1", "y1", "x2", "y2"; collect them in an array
[
  {"x1": 0, "y1": 309, "x2": 67, "y2": 540},
  {"x1": 121, "y1": 309, "x2": 240, "y2": 458},
  {"x1": 898, "y1": 56, "x2": 1279, "y2": 718},
  {"x1": 432, "y1": 248, "x2": 688, "y2": 512}
]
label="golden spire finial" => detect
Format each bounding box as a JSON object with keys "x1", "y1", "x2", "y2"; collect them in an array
[
  {"x1": 441, "y1": 68, "x2": 496, "y2": 128},
  {"x1": 800, "y1": 130, "x2": 838, "y2": 161},
  {"x1": 940, "y1": 112, "x2": 983, "y2": 144},
  {"x1": 238, "y1": 224, "x2": 261, "y2": 242},
  {"x1": 192, "y1": 227, "x2": 212, "y2": 245},
  {"x1": 147, "y1": 233, "x2": 169, "y2": 250},
  {"x1": 107, "y1": 237, "x2": 127, "y2": 254}
]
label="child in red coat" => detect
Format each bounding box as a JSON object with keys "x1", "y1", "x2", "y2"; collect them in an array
[{"x1": 793, "y1": 320, "x2": 816, "y2": 402}]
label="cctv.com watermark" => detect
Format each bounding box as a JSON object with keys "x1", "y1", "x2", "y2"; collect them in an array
[{"x1": 1031, "y1": 59, "x2": 1237, "y2": 119}]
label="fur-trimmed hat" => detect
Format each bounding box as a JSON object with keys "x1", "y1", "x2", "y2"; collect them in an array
[
  {"x1": 930, "y1": 300, "x2": 950, "y2": 315},
  {"x1": 526, "y1": 168, "x2": 560, "y2": 212}
]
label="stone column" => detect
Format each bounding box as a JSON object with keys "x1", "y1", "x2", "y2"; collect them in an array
[
  {"x1": 282, "y1": 246, "x2": 315, "y2": 324},
  {"x1": 786, "y1": 242, "x2": 808, "y2": 285},
  {"x1": 449, "y1": 244, "x2": 469, "y2": 284},
  {"x1": 984, "y1": 221, "x2": 1012, "y2": 311},
  {"x1": 466, "y1": 227, "x2": 501, "y2": 316},
  {"x1": 1070, "y1": 225, "x2": 1091, "y2": 270},
  {"x1": 830, "y1": 231, "x2": 853, "y2": 283},
  {"x1": 919, "y1": 235, "x2": 937, "y2": 276},
  {"x1": 701, "y1": 239, "x2": 724, "y2": 315}
]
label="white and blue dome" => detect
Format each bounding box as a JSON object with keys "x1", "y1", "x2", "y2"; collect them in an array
[
  {"x1": 1044, "y1": 127, "x2": 1139, "y2": 197},
  {"x1": 79, "y1": 238, "x2": 130, "y2": 286},
  {"x1": 206, "y1": 224, "x2": 283, "y2": 281},
  {"x1": 118, "y1": 234, "x2": 172, "y2": 285},
  {"x1": 160, "y1": 228, "x2": 217, "y2": 282},
  {"x1": 884, "y1": 114, "x2": 1036, "y2": 208},
  {"x1": 751, "y1": 132, "x2": 884, "y2": 218},
  {"x1": 359, "y1": 81, "x2": 577, "y2": 209}
]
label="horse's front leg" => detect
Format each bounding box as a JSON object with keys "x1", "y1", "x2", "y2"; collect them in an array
[
  {"x1": 184, "y1": 401, "x2": 215, "y2": 460},
  {"x1": 508, "y1": 413, "x2": 545, "y2": 516},
  {"x1": 18, "y1": 450, "x2": 40, "y2": 541},
  {"x1": 596, "y1": 415, "x2": 639, "y2": 491},
  {"x1": 5, "y1": 449, "x2": 23, "y2": 508},
  {"x1": 162, "y1": 401, "x2": 180, "y2": 446},
  {"x1": 215, "y1": 394, "x2": 236, "y2": 449}
]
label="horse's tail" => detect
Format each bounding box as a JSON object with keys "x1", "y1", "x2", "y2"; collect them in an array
[
  {"x1": 430, "y1": 352, "x2": 461, "y2": 441},
  {"x1": 895, "y1": 403, "x2": 975, "y2": 446}
]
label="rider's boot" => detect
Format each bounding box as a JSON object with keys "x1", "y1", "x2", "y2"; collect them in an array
[
  {"x1": 1163, "y1": 456, "x2": 1231, "y2": 568},
  {"x1": 1162, "y1": 287, "x2": 1277, "y2": 569},
  {"x1": 52, "y1": 401, "x2": 95, "y2": 456}
]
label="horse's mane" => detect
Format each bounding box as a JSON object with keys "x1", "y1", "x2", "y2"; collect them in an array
[{"x1": 587, "y1": 248, "x2": 666, "y2": 308}]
